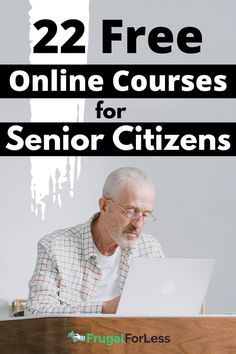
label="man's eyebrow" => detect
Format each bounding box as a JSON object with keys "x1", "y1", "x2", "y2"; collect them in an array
[
  {"x1": 125, "y1": 204, "x2": 152, "y2": 212},
  {"x1": 125, "y1": 206, "x2": 136, "y2": 210},
  {"x1": 124, "y1": 203, "x2": 139, "y2": 209}
]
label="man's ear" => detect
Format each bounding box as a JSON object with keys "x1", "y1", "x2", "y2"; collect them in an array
[{"x1": 99, "y1": 197, "x2": 108, "y2": 214}]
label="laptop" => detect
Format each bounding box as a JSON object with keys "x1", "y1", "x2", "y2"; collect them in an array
[{"x1": 117, "y1": 258, "x2": 214, "y2": 316}]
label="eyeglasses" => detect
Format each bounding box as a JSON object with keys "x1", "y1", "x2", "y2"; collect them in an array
[{"x1": 106, "y1": 198, "x2": 157, "y2": 223}]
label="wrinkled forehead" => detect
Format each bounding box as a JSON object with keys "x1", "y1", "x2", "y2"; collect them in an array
[{"x1": 114, "y1": 181, "x2": 156, "y2": 208}]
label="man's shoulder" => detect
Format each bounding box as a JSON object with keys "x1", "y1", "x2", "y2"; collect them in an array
[
  {"x1": 38, "y1": 219, "x2": 90, "y2": 250},
  {"x1": 134, "y1": 233, "x2": 165, "y2": 258}
]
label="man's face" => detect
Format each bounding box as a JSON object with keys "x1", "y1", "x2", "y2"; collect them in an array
[{"x1": 103, "y1": 182, "x2": 155, "y2": 248}]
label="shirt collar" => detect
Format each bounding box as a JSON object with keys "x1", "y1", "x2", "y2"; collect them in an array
[{"x1": 82, "y1": 214, "x2": 99, "y2": 261}]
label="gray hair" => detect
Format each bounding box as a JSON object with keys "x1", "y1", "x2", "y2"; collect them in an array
[{"x1": 102, "y1": 167, "x2": 155, "y2": 198}]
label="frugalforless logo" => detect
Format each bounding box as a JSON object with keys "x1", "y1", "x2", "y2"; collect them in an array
[{"x1": 67, "y1": 330, "x2": 171, "y2": 346}]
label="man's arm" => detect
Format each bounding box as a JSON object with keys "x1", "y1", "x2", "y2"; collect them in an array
[
  {"x1": 102, "y1": 296, "x2": 120, "y2": 314},
  {"x1": 25, "y1": 242, "x2": 103, "y2": 315}
]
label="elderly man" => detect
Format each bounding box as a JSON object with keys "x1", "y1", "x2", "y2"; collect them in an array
[{"x1": 25, "y1": 167, "x2": 164, "y2": 315}]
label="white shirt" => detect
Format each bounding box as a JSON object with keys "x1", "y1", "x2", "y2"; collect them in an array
[{"x1": 95, "y1": 246, "x2": 121, "y2": 302}]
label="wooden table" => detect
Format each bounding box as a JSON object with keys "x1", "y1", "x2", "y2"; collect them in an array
[{"x1": 1, "y1": 315, "x2": 236, "y2": 353}]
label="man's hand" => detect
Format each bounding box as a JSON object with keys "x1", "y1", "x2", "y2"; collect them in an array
[{"x1": 102, "y1": 295, "x2": 121, "y2": 314}]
